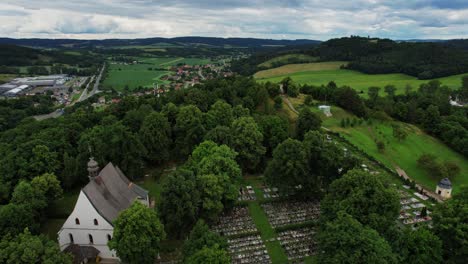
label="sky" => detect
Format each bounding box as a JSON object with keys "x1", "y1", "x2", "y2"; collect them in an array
[{"x1": 1, "y1": 0, "x2": 467, "y2": 40}]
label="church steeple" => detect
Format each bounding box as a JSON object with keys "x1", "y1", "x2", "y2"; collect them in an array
[{"x1": 87, "y1": 157, "x2": 99, "y2": 180}]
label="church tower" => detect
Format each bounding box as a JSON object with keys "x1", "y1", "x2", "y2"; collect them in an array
[{"x1": 87, "y1": 157, "x2": 99, "y2": 180}]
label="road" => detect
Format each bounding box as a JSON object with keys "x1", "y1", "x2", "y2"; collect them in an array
[{"x1": 78, "y1": 64, "x2": 105, "y2": 102}]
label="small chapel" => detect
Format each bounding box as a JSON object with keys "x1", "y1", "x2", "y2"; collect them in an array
[{"x1": 58, "y1": 158, "x2": 149, "y2": 263}]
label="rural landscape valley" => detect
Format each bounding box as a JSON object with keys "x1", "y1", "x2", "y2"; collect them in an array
[{"x1": 0, "y1": 1, "x2": 467, "y2": 264}]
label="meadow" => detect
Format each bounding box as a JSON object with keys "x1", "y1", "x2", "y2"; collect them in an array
[
  {"x1": 258, "y1": 53, "x2": 318, "y2": 68},
  {"x1": 256, "y1": 62, "x2": 468, "y2": 96},
  {"x1": 288, "y1": 96, "x2": 468, "y2": 193}
]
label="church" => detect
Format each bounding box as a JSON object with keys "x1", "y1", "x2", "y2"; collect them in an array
[{"x1": 58, "y1": 158, "x2": 149, "y2": 263}]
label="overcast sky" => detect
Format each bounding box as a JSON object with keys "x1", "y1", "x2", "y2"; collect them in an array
[{"x1": 1, "y1": 0, "x2": 467, "y2": 40}]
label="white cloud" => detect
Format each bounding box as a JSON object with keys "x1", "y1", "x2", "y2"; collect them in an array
[{"x1": 0, "y1": 1, "x2": 467, "y2": 39}]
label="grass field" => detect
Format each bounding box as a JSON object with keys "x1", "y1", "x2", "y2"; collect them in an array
[
  {"x1": 255, "y1": 62, "x2": 468, "y2": 96},
  {"x1": 0, "y1": 74, "x2": 16, "y2": 83},
  {"x1": 258, "y1": 54, "x2": 318, "y2": 68},
  {"x1": 288, "y1": 97, "x2": 468, "y2": 193},
  {"x1": 255, "y1": 61, "x2": 347, "y2": 79},
  {"x1": 103, "y1": 63, "x2": 170, "y2": 91}
]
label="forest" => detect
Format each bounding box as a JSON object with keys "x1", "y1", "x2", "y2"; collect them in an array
[
  {"x1": 0, "y1": 74, "x2": 466, "y2": 263},
  {"x1": 232, "y1": 36, "x2": 468, "y2": 79}
]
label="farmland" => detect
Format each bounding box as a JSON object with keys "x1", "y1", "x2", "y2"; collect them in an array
[
  {"x1": 255, "y1": 62, "x2": 468, "y2": 96},
  {"x1": 102, "y1": 56, "x2": 215, "y2": 91},
  {"x1": 288, "y1": 96, "x2": 468, "y2": 193}
]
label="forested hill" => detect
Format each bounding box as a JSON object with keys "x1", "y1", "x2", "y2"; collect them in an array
[
  {"x1": 0, "y1": 37, "x2": 321, "y2": 49},
  {"x1": 233, "y1": 36, "x2": 468, "y2": 79},
  {"x1": 0, "y1": 44, "x2": 102, "y2": 67}
]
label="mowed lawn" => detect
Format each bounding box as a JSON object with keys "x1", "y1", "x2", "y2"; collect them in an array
[
  {"x1": 255, "y1": 63, "x2": 468, "y2": 96},
  {"x1": 307, "y1": 105, "x2": 468, "y2": 193}
]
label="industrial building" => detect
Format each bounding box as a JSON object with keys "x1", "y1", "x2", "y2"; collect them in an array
[{"x1": 0, "y1": 74, "x2": 69, "y2": 97}]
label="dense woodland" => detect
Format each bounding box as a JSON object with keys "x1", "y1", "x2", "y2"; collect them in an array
[
  {"x1": 232, "y1": 36, "x2": 468, "y2": 79},
  {"x1": 0, "y1": 73, "x2": 466, "y2": 263}
]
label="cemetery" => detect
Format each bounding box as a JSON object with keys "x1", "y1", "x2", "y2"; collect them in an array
[
  {"x1": 277, "y1": 227, "x2": 318, "y2": 262},
  {"x1": 261, "y1": 201, "x2": 320, "y2": 228},
  {"x1": 212, "y1": 207, "x2": 258, "y2": 237},
  {"x1": 227, "y1": 235, "x2": 271, "y2": 264},
  {"x1": 397, "y1": 189, "x2": 433, "y2": 227}
]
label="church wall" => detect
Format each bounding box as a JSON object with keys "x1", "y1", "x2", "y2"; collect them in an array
[{"x1": 58, "y1": 191, "x2": 118, "y2": 259}]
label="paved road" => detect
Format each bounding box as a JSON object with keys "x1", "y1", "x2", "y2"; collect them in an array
[{"x1": 78, "y1": 64, "x2": 105, "y2": 102}]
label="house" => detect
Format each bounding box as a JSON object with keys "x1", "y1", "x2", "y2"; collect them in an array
[
  {"x1": 58, "y1": 158, "x2": 149, "y2": 263},
  {"x1": 435, "y1": 178, "x2": 452, "y2": 199}
]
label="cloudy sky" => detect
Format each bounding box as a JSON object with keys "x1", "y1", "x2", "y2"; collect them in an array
[{"x1": 1, "y1": 0, "x2": 467, "y2": 40}]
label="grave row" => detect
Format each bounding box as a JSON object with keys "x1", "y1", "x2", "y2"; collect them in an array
[
  {"x1": 212, "y1": 207, "x2": 257, "y2": 237},
  {"x1": 261, "y1": 201, "x2": 320, "y2": 228},
  {"x1": 278, "y1": 227, "x2": 317, "y2": 262},
  {"x1": 227, "y1": 235, "x2": 271, "y2": 264}
]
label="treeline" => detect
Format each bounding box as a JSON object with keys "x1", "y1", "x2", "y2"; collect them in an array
[
  {"x1": 232, "y1": 36, "x2": 468, "y2": 79},
  {"x1": 0, "y1": 96, "x2": 55, "y2": 132},
  {"x1": 0, "y1": 44, "x2": 103, "y2": 70}
]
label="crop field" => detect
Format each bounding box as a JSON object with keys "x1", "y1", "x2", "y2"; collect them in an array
[
  {"x1": 288, "y1": 98, "x2": 468, "y2": 193},
  {"x1": 256, "y1": 62, "x2": 468, "y2": 96},
  {"x1": 139, "y1": 57, "x2": 213, "y2": 67},
  {"x1": 258, "y1": 53, "x2": 319, "y2": 68}
]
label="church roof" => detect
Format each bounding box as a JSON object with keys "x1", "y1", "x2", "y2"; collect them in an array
[
  {"x1": 82, "y1": 162, "x2": 148, "y2": 225},
  {"x1": 437, "y1": 178, "x2": 452, "y2": 189}
]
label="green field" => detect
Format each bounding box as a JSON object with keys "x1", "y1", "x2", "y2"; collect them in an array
[
  {"x1": 256, "y1": 62, "x2": 468, "y2": 96},
  {"x1": 103, "y1": 56, "x2": 214, "y2": 91},
  {"x1": 0, "y1": 74, "x2": 16, "y2": 83},
  {"x1": 103, "y1": 63, "x2": 170, "y2": 91},
  {"x1": 288, "y1": 98, "x2": 468, "y2": 193},
  {"x1": 259, "y1": 54, "x2": 318, "y2": 68}
]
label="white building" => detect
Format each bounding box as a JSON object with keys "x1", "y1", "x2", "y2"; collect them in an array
[
  {"x1": 318, "y1": 105, "x2": 332, "y2": 117},
  {"x1": 435, "y1": 178, "x2": 452, "y2": 200},
  {"x1": 58, "y1": 158, "x2": 149, "y2": 263}
]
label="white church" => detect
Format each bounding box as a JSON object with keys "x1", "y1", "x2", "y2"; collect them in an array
[{"x1": 58, "y1": 158, "x2": 149, "y2": 263}]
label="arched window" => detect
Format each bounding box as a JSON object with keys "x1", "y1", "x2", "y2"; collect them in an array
[
  {"x1": 107, "y1": 234, "x2": 112, "y2": 241},
  {"x1": 75, "y1": 218, "x2": 80, "y2": 225},
  {"x1": 94, "y1": 219, "x2": 98, "y2": 226},
  {"x1": 89, "y1": 234, "x2": 94, "y2": 244},
  {"x1": 69, "y1": 233, "x2": 74, "y2": 244}
]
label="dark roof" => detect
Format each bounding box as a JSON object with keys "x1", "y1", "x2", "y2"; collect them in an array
[
  {"x1": 438, "y1": 178, "x2": 452, "y2": 189},
  {"x1": 64, "y1": 244, "x2": 100, "y2": 264},
  {"x1": 82, "y1": 162, "x2": 148, "y2": 224}
]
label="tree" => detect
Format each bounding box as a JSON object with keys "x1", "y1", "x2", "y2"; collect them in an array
[
  {"x1": 304, "y1": 95, "x2": 313, "y2": 106},
  {"x1": 256, "y1": 115, "x2": 289, "y2": 155},
  {"x1": 376, "y1": 140, "x2": 385, "y2": 153},
  {"x1": 204, "y1": 126, "x2": 233, "y2": 146},
  {"x1": 368, "y1": 86, "x2": 381, "y2": 106},
  {"x1": 30, "y1": 173, "x2": 63, "y2": 203},
  {"x1": 384, "y1": 85, "x2": 397, "y2": 98},
  {"x1": 206, "y1": 100, "x2": 233, "y2": 129},
  {"x1": 230, "y1": 117, "x2": 266, "y2": 172},
  {"x1": 273, "y1": 96, "x2": 283, "y2": 109},
  {"x1": 11, "y1": 181, "x2": 47, "y2": 213},
  {"x1": 174, "y1": 105, "x2": 206, "y2": 157},
  {"x1": 109, "y1": 202, "x2": 166, "y2": 264},
  {"x1": 29, "y1": 145, "x2": 60, "y2": 177},
  {"x1": 159, "y1": 169, "x2": 200, "y2": 238},
  {"x1": 296, "y1": 108, "x2": 322, "y2": 140},
  {"x1": 392, "y1": 123, "x2": 408, "y2": 141},
  {"x1": 320, "y1": 169, "x2": 400, "y2": 237},
  {"x1": 422, "y1": 105, "x2": 441, "y2": 133},
  {"x1": 182, "y1": 220, "x2": 228, "y2": 261},
  {"x1": 0, "y1": 228, "x2": 72, "y2": 264},
  {"x1": 0, "y1": 204, "x2": 37, "y2": 237},
  {"x1": 397, "y1": 228, "x2": 442, "y2": 264},
  {"x1": 61, "y1": 152, "x2": 79, "y2": 190},
  {"x1": 317, "y1": 212, "x2": 396, "y2": 264},
  {"x1": 186, "y1": 245, "x2": 230, "y2": 264},
  {"x1": 432, "y1": 187, "x2": 468, "y2": 263},
  {"x1": 265, "y1": 138, "x2": 308, "y2": 196},
  {"x1": 139, "y1": 112, "x2": 172, "y2": 163}
]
